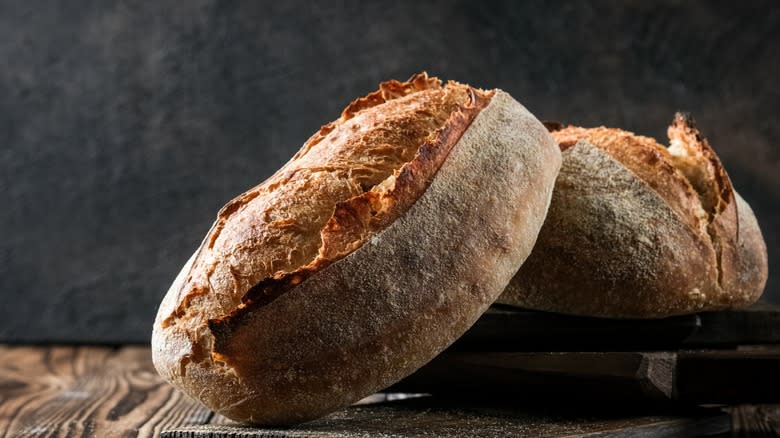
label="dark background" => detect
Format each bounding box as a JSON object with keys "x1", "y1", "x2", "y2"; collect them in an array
[{"x1": 1, "y1": 1, "x2": 777, "y2": 343}]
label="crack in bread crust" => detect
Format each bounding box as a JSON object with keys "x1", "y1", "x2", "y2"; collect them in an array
[
  {"x1": 551, "y1": 114, "x2": 737, "y2": 291},
  {"x1": 499, "y1": 114, "x2": 765, "y2": 318},
  {"x1": 162, "y1": 73, "x2": 463, "y2": 329},
  {"x1": 157, "y1": 72, "x2": 493, "y2": 374},
  {"x1": 159, "y1": 90, "x2": 560, "y2": 424},
  {"x1": 551, "y1": 123, "x2": 710, "y2": 236},
  {"x1": 151, "y1": 86, "x2": 562, "y2": 424},
  {"x1": 667, "y1": 112, "x2": 734, "y2": 218},
  {"x1": 667, "y1": 113, "x2": 737, "y2": 290},
  {"x1": 209, "y1": 88, "x2": 493, "y2": 361}
]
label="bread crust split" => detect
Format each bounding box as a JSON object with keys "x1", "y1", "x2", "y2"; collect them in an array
[
  {"x1": 499, "y1": 113, "x2": 768, "y2": 318},
  {"x1": 152, "y1": 73, "x2": 561, "y2": 424}
]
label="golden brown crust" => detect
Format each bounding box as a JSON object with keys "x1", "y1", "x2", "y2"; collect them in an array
[
  {"x1": 153, "y1": 76, "x2": 561, "y2": 424},
  {"x1": 160, "y1": 73, "x2": 477, "y2": 332},
  {"x1": 667, "y1": 113, "x2": 739, "y2": 292},
  {"x1": 668, "y1": 112, "x2": 734, "y2": 217},
  {"x1": 499, "y1": 114, "x2": 767, "y2": 318},
  {"x1": 208, "y1": 89, "x2": 493, "y2": 349},
  {"x1": 552, "y1": 125, "x2": 708, "y2": 235}
]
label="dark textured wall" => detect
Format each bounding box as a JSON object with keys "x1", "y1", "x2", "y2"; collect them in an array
[{"x1": 1, "y1": 1, "x2": 778, "y2": 343}]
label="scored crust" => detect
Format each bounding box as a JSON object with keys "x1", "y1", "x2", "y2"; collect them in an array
[
  {"x1": 551, "y1": 124, "x2": 708, "y2": 235},
  {"x1": 498, "y1": 114, "x2": 767, "y2": 318},
  {"x1": 153, "y1": 75, "x2": 561, "y2": 423},
  {"x1": 156, "y1": 72, "x2": 488, "y2": 357}
]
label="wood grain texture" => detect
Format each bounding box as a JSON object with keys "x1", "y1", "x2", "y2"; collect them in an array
[
  {"x1": 2, "y1": 346, "x2": 779, "y2": 437},
  {"x1": 0, "y1": 0, "x2": 777, "y2": 343},
  {"x1": 0, "y1": 345, "x2": 211, "y2": 438},
  {"x1": 728, "y1": 405, "x2": 780, "y2": 437},
  {"x1": 161, "y1": 397, "x2": 730, "y2": 438}
]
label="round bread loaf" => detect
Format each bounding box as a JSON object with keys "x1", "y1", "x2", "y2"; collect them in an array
[
  {"x1": 498, "y1": 113, "x2": 768, "y2": 318},
  {"x1": 152, "y1": 73, "x2": 561, "y2": 424}
]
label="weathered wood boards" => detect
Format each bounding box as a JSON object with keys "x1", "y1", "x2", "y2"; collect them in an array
[
  {"x1": 0, "y1": 346, "x2": 211, "y2": 437},
  {"x1": 161, "y1": 398, "x2": 731, "y2": 438},
  {"x1": 2, "y1": 305, "x2": 779, "y2": 436},
  {"x1": 389, "y1": 349, "x2": 780, "y2": 404},
  {"x1": 450, "y1": 304, "x2": 780, "y2": 352},
  {"x1": 0, "y1": 346, "x2": 776, "y2": 437}
]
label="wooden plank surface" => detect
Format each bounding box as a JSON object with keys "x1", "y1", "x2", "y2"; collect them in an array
[
  {"x1": 1, "y1": 346, "x2": 778, "y2": 437},
  {"x1": 390, "y1": 347, "x2": 780, "y2": 405},
  {"x1": 728, "y1": 405, "x2": 780, "y2": 437},
  {"x1": 163, "y1": 397, "x2": 731, "y2": 438},
  {"x1": 389, "y1": 351, "x2": 677, "y2": 402},
  {"x1": 0, "y1": 345, "x2": 211, "y2": 437},
  {"x1": 452, "y1": 304, "x2": 780, "y2": 352}
]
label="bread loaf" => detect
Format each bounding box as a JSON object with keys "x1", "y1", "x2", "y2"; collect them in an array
[
  {"x1": 499, "y1": 113, "x2": 768, "y2": 318},
  {"x1": 152, "y1": 73, "x2": 561, "y2": 424}
]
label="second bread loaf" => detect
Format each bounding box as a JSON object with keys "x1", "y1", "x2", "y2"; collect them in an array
[{"x1": 499, "y1": 114, "x2": 767, "y2": 318}]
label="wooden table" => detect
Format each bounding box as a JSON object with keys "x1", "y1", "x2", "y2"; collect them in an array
[
  {"x1": 3, "y1": 306, "x2": 780, "y2": 437},
  {"x1": 0, "y1": 345, "x2": 777, "y2": 437},
  {"x1": 0, "y1": 345, "x2": 211, "y2": 437}
]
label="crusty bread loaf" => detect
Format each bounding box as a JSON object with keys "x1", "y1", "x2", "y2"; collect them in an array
[
  {"x1": 152, "y1": 73, "x2": 561, "y2": 424},
  {"x1": 498, "y1": 113, "x2": 767, "y2": 318}
]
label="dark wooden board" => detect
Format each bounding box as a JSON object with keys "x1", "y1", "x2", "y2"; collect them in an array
[
  {"x1": 162, "y1": 398, "x2": 730, "y2": 438},
  {"x1": 691, "y1": 307, "x2": 780, "y2": 346},
  {"x1": 390, "y1": 351, "x2": 676, "y2": 402},
  {"x1": 675, "y1": 348, "x2": 780, "y2": 404},
  {"x1": 3, "y1": 346, "x2": 779, "y2": 437},
  {"x1": 390, "y1": 347, "x2": 780, "y2": 405},
  {"x1": 727, "y1": 405, "x2": 780, "y2": 437},
  {"x1": 0, "y1": 345, "x2": 212, "y2": 437},
  {"x1": 450, "y1": 304, "x2": 780, "y2": 352}
]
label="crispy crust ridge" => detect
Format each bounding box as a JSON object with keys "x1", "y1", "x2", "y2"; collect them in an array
[
  {"x1": 551, "y1": 114, "x2": 737, "y2": 291},
  {"x1": 292, "y1": 72, "x2": 444, "y2": 162},
  {"x1": 667, "y1": 112, "x2": 737, "y2": 290},
  {"x1": 668, "y1": 112, "x2": 734, "y2": 218},
  {"x1": 500, "y1": 113, "x2": 765, "y2": 318},
  {"x1": 549, "y1": 113, "x2": 735, "y2": 229},
  {"x1": 340, "y1": 73, "x2": 442, "y2": 120},
  {"x1": 551, "y1": 123, "x2": 709, "y2": 235},
  {"x1": 209, "y1": 88, "x2": 494, "y2": 355},
  {"x1": 152, "y1": 89, "x2": 562, "y2": 424},
  {"x1": 160, "y1": 73, "x2": 476, "y2": 331}
]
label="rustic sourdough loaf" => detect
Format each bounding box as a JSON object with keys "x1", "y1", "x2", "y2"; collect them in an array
[
  {"x1": 152, "y1": 73, "x2": 561, "y2": 424},
  {"x1": 498, "y1": 114, "x2": 767, "y2": 318}
]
